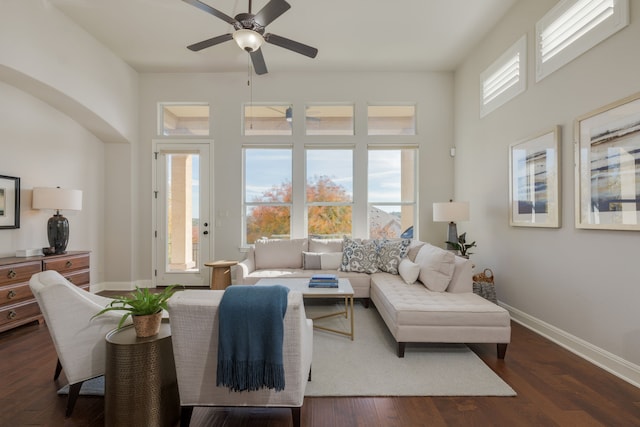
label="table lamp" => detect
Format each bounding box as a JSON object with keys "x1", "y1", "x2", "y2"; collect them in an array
[
  {"x1": 433, "y1": 200, "x2": 469, "y2": 250},
  {"x1": 32, "y1": 187, "x2": 83, "y2": 255}
]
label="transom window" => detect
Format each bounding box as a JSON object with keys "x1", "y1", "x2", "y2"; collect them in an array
[
  {"x1": 368, "y1": 105, "x2": 416, "y2": 135},
  {"x1": 159, "y1": 103, "x2": 209, "y2": 136},
  {"x1": 480, "y1": 36, "x2": 526, "y2": 117},
  {"x1": 244, "y1": 104, "x2": 293, "y2": 136},
  {"x1": 305, "y1": 104, "x2": 354, "y2": 136}
]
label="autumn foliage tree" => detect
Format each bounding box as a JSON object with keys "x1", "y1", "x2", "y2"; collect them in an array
[{"x1": 247, "y1": 175, "x2": 351, "y2": 243}]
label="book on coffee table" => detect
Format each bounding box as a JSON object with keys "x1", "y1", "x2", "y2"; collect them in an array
[{"x1": 309, "y1": 274, "x2": 339, "y2": 288}]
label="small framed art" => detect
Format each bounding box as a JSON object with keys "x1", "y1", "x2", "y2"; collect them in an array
[
  {"x1": 0, "y1": 174, "x2": 20, "y2": 229},
  {"x1": 575, "y1": 92, "x2": 640, "y2": 230},
  {"x1": 509, "y1": 126, "x2": 561, "y2": 228}
]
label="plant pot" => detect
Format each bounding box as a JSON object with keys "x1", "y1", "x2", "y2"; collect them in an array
[{"x1": 132, "y1": 311, "x2": 162, "y2": 338}]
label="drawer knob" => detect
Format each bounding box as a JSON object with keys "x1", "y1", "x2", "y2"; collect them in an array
[
  {"x1": 7, "y1": 269, "x2": 16, "y2": 279},
  {"x1": 8, "y1": 310, "x2": 17, "y2": 320},
  {"x1": 7, "y1": 290, "x2": 16, "y2": 300},
  {"x1": 66, "y1": 261, "x2": 73, "y2": 268}
]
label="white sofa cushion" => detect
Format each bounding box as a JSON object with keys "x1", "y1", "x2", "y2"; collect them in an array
[
  {"x1": 447, "y1": 256, "x2": 473, "y2": 293},
  {"x1": 254, "y1": 238, "x2": 308, "y2": 269},
  {"x1": 308, "y1": 238, "x2": 343, "y2": 253},
  {"x1": 414, "y1": 243, "x2": 455, "y2": 292}
]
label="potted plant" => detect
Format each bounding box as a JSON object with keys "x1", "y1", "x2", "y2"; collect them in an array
[
  {"x1": 92, "y1": 285, "x2": 181, "y2": 337},
  {"x1": 446, "y1": 232, "x2": 477, "y2": 258}
]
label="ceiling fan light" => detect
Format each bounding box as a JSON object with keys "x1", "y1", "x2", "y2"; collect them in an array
[{"x1": 233, "y1": 29, "x2": 264, "y2": 52}]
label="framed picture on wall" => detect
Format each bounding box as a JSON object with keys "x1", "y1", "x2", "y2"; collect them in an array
[
  {"x1": 575, "y1": 92, "x2": 640, "y2": 231},
  {"x1": 509, "y1": 126, "x2": 561, "y2": 228},
  {"x1": 0, "y1": 174, "x2": 20, "y2": 229}
]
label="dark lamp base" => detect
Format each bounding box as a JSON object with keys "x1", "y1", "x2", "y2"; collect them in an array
[{"x1": 47, "y1": 213, "x2": 70, "y2": 255}]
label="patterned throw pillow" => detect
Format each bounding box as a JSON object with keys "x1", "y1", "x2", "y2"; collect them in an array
[
  {"x1": 340, "y1": 237, "x2": 379, "y2": 273},
  {"x1": 376, "y1": 239, "x2": 411, "y2": 275}
]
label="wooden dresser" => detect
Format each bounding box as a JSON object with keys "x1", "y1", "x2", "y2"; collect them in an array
[{"x1": 0, "y1": 251, "x2": 90, "y2": 333}]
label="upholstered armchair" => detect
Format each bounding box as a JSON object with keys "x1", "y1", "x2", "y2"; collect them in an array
[
  {"x1": 167, "y1": 289, "x2": 313, "y2": 427},
  {"x1": 29, "y1": 270, "x2": 128, "y2": 416}
]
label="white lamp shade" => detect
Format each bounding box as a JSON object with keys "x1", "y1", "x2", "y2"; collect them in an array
[
  {"x1": 33, "y1": 187, "x2": 83, "y2": 211},
  {"x1": 433, "y1": 201, "x2": 469, "y2": 222},
  {"x1": 233, "y1": 29, "x2": 264, "y2": 52}
]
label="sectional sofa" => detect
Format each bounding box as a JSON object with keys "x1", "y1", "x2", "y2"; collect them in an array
[{"x1": 236, "y1": 237, "x2": 511, "y2": 358}]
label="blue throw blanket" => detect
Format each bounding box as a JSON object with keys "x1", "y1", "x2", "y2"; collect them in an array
[{"x1": 216, "y1": 285, "x2": 290, "y2": 392}]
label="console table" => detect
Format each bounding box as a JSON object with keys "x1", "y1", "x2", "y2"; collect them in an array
[{"x1": 0, "y1": 251, "x2": 90, "y2": 333}]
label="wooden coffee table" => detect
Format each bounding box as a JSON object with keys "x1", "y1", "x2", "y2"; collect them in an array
[{"x1": 255, "y1": 278, "x2": 354, "y2": 340}]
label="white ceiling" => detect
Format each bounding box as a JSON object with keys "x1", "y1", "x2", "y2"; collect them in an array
[{"x1": 48, "y1": 0, "x2": 518, "y2": 74}]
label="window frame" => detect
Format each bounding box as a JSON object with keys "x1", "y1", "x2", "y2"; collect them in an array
[
  {"x1": 535, "y1": 0, "x2": 629, "y2": 82},
  {"x1": 480, "y1": 35, "x2": 527, "y2": 118}
]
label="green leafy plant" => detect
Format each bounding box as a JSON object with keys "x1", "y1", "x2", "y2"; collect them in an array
[
  {"x1": 92, "y1": 285, "x2": 181, "y2": 329},
  {"x1": 446, "y1": 232, "x2": 477, "y2": 257}
]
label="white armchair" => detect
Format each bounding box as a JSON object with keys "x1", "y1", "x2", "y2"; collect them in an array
[
  {"x1": 167, "y1": 289, "x2": 313, "y2": 427},
  {"x1": 29, "y1": 270, "x2": 128, "y2": 416}
]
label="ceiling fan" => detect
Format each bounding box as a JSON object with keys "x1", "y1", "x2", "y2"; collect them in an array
[{"x1": 182, "y1": 0, "x2": 318, "y2": 75}]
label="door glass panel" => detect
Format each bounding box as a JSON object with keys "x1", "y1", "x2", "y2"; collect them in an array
[{"x1": 165, "y1": 153, "x2": 200, "y2": 272}]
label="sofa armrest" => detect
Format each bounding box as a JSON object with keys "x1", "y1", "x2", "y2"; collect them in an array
[{"x1": 235, "y1": 249, "x2": 255, "y2": 284}]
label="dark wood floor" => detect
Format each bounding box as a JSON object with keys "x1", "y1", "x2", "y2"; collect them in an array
[{"x1": 1, "y1": 309, "x2": 639, "y2": 426}]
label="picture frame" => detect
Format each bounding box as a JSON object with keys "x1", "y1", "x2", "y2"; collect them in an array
[
  {"x1": 575, "y1": 92, "x2": 640, "y2": 231},
  {"x1": 509, "y1": 126, "x2": 561, "y2": 228},
  {"x1": 0, "y1": 174, "x2": 20, "y2": 229}
]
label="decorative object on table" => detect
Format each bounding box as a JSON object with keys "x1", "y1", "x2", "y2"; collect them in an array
[
  {"x1": 32, "y1": 186, "x2": 83, "y2": 254},
  {"x1": 509, "y1": 126, "x2": 561, "y2": 228},
  {"x1": 308, "y1": 273, "x2": 339, "y2": 288},
  {"x1": 0, "y1": 174, "x2": 20, "y2": 229},
  {"x1": 433, "y1": 200, "x2": 470, "y2": 250},
  {"x1": 92, "y1": 285, "x2": 180, "y2": 338},
  {"x1": 446, "y1": 232, "x2": 476, "y2": 258},
  {"x1": 473, "y1": 268, "x2": 497, "y2": 304},
  {"x1": 575, "y1": 91, "x2": 640, "y2": 230}
]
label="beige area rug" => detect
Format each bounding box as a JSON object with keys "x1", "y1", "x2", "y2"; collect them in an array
[{"x1": 302, "y1": 302, "x2": 516, "y2": 397}]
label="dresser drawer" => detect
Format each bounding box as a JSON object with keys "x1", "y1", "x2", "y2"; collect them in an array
[
  {"x1": 63, "y1": 270, "x2": 90, "y2": 287},
  {"x1": 0, "y1": 282, "x2": 33, "y2": 308},
  {"x1": 0, "y1": 261, "x2": 42, "y2": 286},
  {"x1": 43, "y1": 253, "x2": 90, "y2": 274},
  {"x1": 0, "y1": 300, "x2": 41, "y2": 330}
]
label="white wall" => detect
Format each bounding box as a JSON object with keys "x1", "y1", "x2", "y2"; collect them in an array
[
  {"x1": 454, "y1": 0, "x2": 640, "y2": 384},
  {"x1": 137, "y1": 71, "x2": 456, "y2": 280},
  {"x1": 0, "y1": 81, "x2": 105, "y2": 285}
]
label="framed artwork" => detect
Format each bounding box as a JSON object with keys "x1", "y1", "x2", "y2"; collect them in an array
[
  {"x1": 575, "y1": 92, "x2": 640, "y2": 230},
  {"x1": 509, "y1": 126, "x2": 561, "y2": 228},
  {"x1": 0, "y1": 174, "x2": 20, "y2": 229}
]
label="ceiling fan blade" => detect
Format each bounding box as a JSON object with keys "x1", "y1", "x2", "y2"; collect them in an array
[
  {"x1": 253, "y1": 0, "x2": 291, "y2": 27},
  {"x1": 265, "y1": 33, "x2": 318, "y2": 58},
  {"x1": 187, "y1": 33, "x2": 233, "y2": 51},
  {"x1": 181, "y1": 0, "x2": 238, "y2": 25},
  {"x1": 250, "y1": 49, "x2": 268, "y2": 75}
]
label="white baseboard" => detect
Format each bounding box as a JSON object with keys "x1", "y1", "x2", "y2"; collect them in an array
[
  {"x1": 92, "y1": 279, "x2": 154, "y2": 292},
  {"x1": 501, "y1": 302, "x2": 640, "y2": 389}
]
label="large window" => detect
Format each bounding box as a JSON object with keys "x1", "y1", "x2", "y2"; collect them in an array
[
  {"x1": 535, "y1": 0, "x2": 629, "y2": 81},
  {"x1": 305, "y1": 148, "x2": 354, "y2": 238},
  {"x1": 368, "y1": 147, "x2": 417, "y2": 239},
  {"x1": 243, "y1": 147, "x2": 293, "y2": 244}
]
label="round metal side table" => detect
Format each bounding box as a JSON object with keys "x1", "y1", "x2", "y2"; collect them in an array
[{"x1": 105, "y1": 322, "x2": 180, "y2": 427}]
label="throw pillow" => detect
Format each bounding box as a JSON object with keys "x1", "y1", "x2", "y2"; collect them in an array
[
  {"x1": 398, "y1": 258, "x2": 420, "y2": 284},
  {"x1": 340, "y1": 238, "x2": 378, "y2": 273},
  {"x1": 447, "y1": 255, "x2": 473, "y2": 293},
  {"x1": 376, "y1": 239, "x2": 410, "y2": 275},
  {"x1": 302, "y1": 252, "x2": 322, "y2": 269},
  {"x1": 414, "y1": 243, "x2": 456, "y2": 292},
  {"x1": 320, "y1": 252, "x2": 343, "y2": 270}
]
